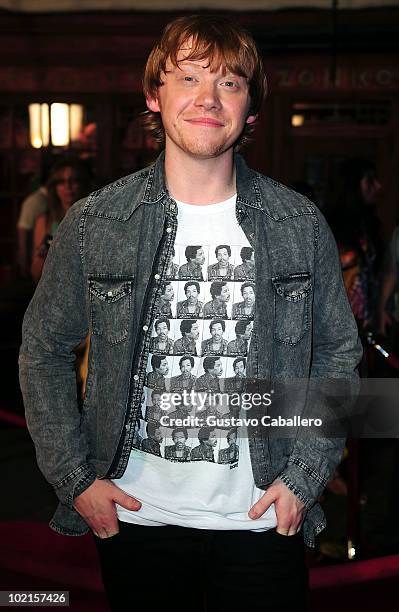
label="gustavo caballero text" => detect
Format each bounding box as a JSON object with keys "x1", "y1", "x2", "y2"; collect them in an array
[{"x1": 159, "y1": 415, "x2": 323, "y2": 428}]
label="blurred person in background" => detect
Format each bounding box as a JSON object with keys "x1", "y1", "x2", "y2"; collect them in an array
[
  {"x1": 328, "y1": 158, "x2": 383, "y2": 330},
  {"x1": 31, "y1": 160, "x2": 91, "y2": 284},
  {"x1": 17, "y1": 168, "x2": 50, "y2": 279},
  {"x1": 379, "y1": 223, "x2": 399, "y2": 344},
  {"x1": 30, "y1": 159, "x2": 92, "y2": 402}
]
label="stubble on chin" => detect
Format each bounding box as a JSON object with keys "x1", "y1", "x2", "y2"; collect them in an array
[{"x1": 177, "y1": 132, "x2": 231, "y2": 159}]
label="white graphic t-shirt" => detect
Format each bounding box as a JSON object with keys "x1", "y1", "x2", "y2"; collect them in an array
[{"x1": 115, "y1": 195, "x2": 276, "y2": 531}]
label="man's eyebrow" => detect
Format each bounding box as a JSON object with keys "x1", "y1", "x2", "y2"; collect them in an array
[
  {"x1": 176, "y1": 61, "x2": 235, "y2": 73},
  {"x1": 169, "y1": 60, "x2": 244, "y2": 77},
  {"x1": 173, "y1": 61, "x2": 207, "y2": 70}
]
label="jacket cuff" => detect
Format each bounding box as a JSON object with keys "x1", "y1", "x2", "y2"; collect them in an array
[
  {"x1": 277, "y1": 456, "x2": 330, "y2": 509},
  {"x1": 53, "y1": 462, "x2": 97, "y2": 509}
]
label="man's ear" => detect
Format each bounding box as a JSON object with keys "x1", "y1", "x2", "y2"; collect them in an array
[
  {"x1": 146, "y1": 96, "x2": 161, "y2": 113},
  {"x1": 246, "y1": 114, "x2": 257, "y2": 125}
]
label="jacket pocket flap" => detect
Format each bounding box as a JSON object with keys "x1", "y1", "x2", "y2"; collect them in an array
[
  {"x1": 88, "y1": 275, "x2": 134, "y2": 303},
  {"x1": 272, "y1": 272, "x2": 312, "y2": 302}
]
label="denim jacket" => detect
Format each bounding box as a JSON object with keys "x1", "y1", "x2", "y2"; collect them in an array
[{"x1": 19, "y1": 152, "x2": 362, "y2": 547}]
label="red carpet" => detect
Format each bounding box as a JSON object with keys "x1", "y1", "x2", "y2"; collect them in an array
[
  {"x1": 1, "y1": 522, "x2": 398, "y2": 611},
  {"x1": 310, "y1": 554, "x2": 399, "y2": 611},
  {"x1": 0, "y1": 522, "x2": 109, "y2": 611}
]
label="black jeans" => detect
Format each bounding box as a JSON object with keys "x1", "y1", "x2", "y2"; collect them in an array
[{"x1": 95, "y1": 522, "x2": 308, "y2": 612}]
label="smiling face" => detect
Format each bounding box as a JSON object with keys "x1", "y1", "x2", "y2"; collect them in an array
[
  {"x1": 173, "y1": 431, "x2": 187, "y2": 450},
  {"x1": 188, "y1": 322, "x2": 200, "y2": 340},
  {"x1": 210, "y1": 322, "x2": 223, "y2": 340},
  {"x1": 185, "y1": 284, "x2": 199, "y2": 302},
  {"x1": 180, "y1": 358, "x2": 193, "y2": 374},
  {"x1": 219, "y1": 285, "x2": 230, "y2": 302},
  {"x1": 146, "y1": 46, "x2": 256, "y2": 161},
  {"x1": 194, "y1": 248, "x2": 205, "y2": 266},
  {"x1": 206, "y1": 431, "x2": 218, "y2": 448},
  {"x1": 157, "y1": 358, "x2": 169, "y2": 376},
  {"x1": 216, "y1": 247, "x2": 229, "y2": 263},
  {"x1": 156, "y1": 322, "x2": 169, "y2": 338},
  {"x1": 242, "y1": 285, "x2": 255, "y2": 305},
  {"x1": 212, "y1": 359, "x2": 223, "y2": 377},
  {"x1": 234, "y1": 361, "x2": 245, "y2": 376},
  {"x1": 162, "y1": 284, "x2": 175, "y2": 302}
]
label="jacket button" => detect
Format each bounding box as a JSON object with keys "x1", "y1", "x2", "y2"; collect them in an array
[
  {"x1": 154, "y1": 273, "x2": 160, "y2": 280},
  {"x1": 143, "y1": 325, "x2": 149, "y2": 332},
  {"x1": 166, "y1": 227, "x2": 172, "y2": 233},
  {"x1": 133, "y1": 374, "x2": 139, "y2": 381}
]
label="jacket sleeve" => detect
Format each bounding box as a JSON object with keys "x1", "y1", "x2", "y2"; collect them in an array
[
  {"x1": 277, "y1": 209, "x2": 363, "y2": 509},
  {"x1": 19, "y1": 197, "x2": 97, "y2": 509}
]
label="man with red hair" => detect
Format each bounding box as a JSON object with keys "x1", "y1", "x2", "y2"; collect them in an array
[{"x1": 20, "y1": 14, "x2": 361, "y2": 612}]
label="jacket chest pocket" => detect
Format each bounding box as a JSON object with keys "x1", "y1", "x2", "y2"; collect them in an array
[
  {"x1": 271, "y1": 272, "x2": 312, "y2": 345},
  {"x1": 88, "y1": 275, "x2": 134, "y2": 345}
]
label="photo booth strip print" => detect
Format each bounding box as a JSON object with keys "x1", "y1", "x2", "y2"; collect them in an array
[{"x1": 137, "y1": 241, "x2": 255, "y2": 463}]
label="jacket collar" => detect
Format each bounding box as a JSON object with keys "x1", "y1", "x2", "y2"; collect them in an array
[
  {"x1": 142, "y1": 150, "x2": 262, "y2": 210},
  {"x1": 87, "y1": 149, "x2": 312, "y2": 223},
  {"x1": 142, "y1": 150, "x2": 168, "y2": 204}
]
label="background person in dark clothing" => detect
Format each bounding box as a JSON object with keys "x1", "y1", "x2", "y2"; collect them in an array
[{"x1": 327, "y1": 157, "x2": 383, "y2": 328}]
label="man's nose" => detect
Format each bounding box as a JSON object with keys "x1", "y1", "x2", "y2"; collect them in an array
[{"x1": 194, "y1": 82, "x2": 221, "y2": 110}]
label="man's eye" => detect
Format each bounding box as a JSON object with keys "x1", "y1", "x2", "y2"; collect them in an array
[
  {"x1": 223, "y1": 81, "x2": 238, "y2": 88},
  {"x1": 183, "y1": 76, "x2": 195, "y2": 82}
]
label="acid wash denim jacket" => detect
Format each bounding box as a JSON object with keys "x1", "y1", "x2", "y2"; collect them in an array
[{"x1": 19, "y1": 151, "x2": 362, "y2": 547}]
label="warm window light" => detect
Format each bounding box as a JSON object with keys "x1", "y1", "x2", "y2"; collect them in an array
[
  {"x1": 291, "y1": 114, "x2": 305, "y2": 127},
  {"x1": 70, "y1": 104, "x2": 83, "y2": 141},
  {"x1": 41, "y1": 104, "x2": 50, "y2": 147},
  {"x1": 51, "y1": 103, "x2": 69, "y2": 146},
  {"x1": 29, "y1": 102, "x2": 83, "y2": 148},
  {"x1": 29, "y1": 103, "x2": 49, "y2": 149}
]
